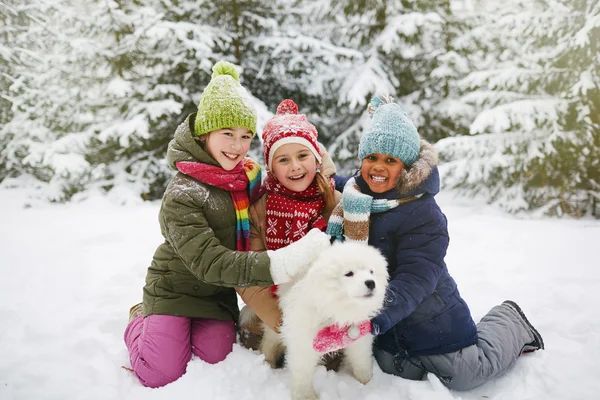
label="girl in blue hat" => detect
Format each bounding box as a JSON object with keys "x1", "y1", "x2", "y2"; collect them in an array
[{"x1": 325, "y1": 95, "x2": 544, "y2": 390}]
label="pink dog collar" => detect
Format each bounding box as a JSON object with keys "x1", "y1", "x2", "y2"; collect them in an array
[{"x1": 312, "y1": 321, "x2": 372, "y2": 353}]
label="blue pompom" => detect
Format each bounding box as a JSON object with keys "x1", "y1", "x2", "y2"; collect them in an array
[{"x1": 367, "y1": 95, "x2": 394, "y2": 118}]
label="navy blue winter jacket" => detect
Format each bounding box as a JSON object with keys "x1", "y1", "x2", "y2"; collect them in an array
[{"x1": 334, "y1": 147, "x2": 477, "y2": 357}]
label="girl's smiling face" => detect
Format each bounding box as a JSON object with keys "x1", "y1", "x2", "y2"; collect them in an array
[
  {"x1": 203, "y1": 127, "x2": 253, "y2": 170},
  {"x1": 360, "y1": 153, "x2": 405, "y2": 193},
  {"x1": 271, "y1": 143, "x2": 319, "y2": 192}
]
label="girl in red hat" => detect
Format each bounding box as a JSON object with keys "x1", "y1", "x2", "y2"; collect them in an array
[{"x1": 236, "y1": 99, "x2": 341, "y2": 368}]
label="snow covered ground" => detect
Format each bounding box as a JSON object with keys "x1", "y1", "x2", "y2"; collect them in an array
[{"x1": 1, "y1": 188, "x2": 599, "y2": 400}]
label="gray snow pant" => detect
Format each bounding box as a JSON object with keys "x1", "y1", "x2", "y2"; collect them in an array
[{"x1": 374, "y1": 302, "x2": 535, "y2": 391}]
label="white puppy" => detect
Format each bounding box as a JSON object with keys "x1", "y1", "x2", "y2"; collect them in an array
[{"x1": 242, "y1": 241, "x2": 389, "y2": 400}]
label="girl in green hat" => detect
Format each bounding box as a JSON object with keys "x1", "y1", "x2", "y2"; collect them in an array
[{"x1": 123, "y1": 61, "x2": 330, "y2": 388}]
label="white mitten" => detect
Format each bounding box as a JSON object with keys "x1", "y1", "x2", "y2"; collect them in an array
[{"x1": 267, "y1": 228, "x2": 330, "y2": 284}]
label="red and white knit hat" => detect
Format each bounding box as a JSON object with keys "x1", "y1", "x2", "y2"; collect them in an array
[{"x1": 262, "y1": 99, "x2": 322, "y2": 171}]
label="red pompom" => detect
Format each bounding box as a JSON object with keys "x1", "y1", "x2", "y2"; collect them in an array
[{"x1": 276, "y1": 99, "x2": 298, "y2": 115}]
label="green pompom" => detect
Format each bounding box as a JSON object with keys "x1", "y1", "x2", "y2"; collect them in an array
[{"x1": 211, "y1": 60, "x2": 240, "y2": 82}]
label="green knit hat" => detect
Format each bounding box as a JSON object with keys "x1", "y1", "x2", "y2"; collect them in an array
[{"x1": 194, "y1": 61, "x2": 257, "y2": 137}]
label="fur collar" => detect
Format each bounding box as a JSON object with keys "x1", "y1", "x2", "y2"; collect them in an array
[{"x1": 396, "y1": 140, "x2": 438, "y2": 194}]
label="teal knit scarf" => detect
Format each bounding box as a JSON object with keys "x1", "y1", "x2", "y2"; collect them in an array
[{"x1": 326, "y1": 177, "x2": 416, "y2": 242}]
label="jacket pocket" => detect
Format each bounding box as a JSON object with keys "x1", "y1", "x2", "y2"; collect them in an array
[
  {"x1": 432, "y1": 290, "x2": 445, "y2": 306},
  {"x1": 402, "y1": 291, "x2": 447, "y2": 327},
  {"x1": 170, "y1": 272, "x2": 221, "y2": 298}
]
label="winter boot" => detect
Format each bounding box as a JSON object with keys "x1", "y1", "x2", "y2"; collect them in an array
[
  {"x1": 238, "y1": 305, "x2": 264, "y2": 351},
  {"x1": 502, "y1": 300, "x2": 545, "y2": 353},
  {"x1": 322, "y1": 351, "x2": 344, "y2": 371},
  {"x1": 128, "y1": 303, "x2": 143, "y2": 322}
]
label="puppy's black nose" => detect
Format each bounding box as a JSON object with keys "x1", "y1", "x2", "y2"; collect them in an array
[{"x1": 365, "y1": 280, "x2": 375, "y2": 290}]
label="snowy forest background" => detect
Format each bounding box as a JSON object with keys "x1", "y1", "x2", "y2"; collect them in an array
[{"x1": 1, "y1": 0, "x2": 598, "y2": 217}]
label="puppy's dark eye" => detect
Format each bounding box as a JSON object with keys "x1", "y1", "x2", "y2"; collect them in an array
[
  {"x1": 370, "y1": 270, "x2": 373, "y2": 274},
  {"x1": 344, "y1": 271, "x2": 354, "y2": 277}
]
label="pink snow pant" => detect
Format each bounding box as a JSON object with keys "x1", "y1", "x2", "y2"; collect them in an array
[{"x1": 124, "y1": 314, "x2": 236, "y2": 388}]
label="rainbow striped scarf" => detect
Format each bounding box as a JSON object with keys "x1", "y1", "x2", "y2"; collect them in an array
[{"x1": 176, "y1": 158, "x2": 262, "y2": 251}]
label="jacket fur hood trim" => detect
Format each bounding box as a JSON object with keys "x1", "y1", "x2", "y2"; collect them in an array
[{"x1": 396, "y1": 140, "x2": 438, "y2": 194}]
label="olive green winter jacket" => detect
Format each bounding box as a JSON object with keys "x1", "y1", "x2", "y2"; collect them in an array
[{"x1": 142, "y1": 113, "x2": 273, "y2": 321}]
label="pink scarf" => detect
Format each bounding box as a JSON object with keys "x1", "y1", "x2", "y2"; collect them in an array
[{"x1": 175, "y1": 159, "x2": 262, "y2": 251}]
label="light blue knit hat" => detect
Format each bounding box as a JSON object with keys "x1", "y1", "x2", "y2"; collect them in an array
[{"x1": 358, "y1": 95, "x2": 421, "y2": 167}]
